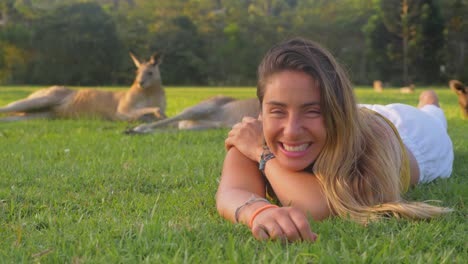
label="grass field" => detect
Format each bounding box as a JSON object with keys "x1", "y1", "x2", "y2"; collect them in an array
[{"x1": 0, "y1": 85, "x2": 466, "y2": 263}]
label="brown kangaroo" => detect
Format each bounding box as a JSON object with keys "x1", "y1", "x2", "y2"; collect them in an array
[
  {"x1": 373, "y1": 80, "x2": 383, "y2": 92},
  {"x1": 400, "y1": 84, "x2": 415, "y2": 94},
  {"x1": 125, "y1": 96, "x2": 260, "y2": 134},
  {"x1": 0, "y1": 53, "x2": 166, "y2": 122},
  {"x1": 449, "y1": 80, "x2": 468, "y2": 118}
]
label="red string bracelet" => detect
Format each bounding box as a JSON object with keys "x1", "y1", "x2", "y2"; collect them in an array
[{"x1": 248, "y1": 204, "x2": 279, "y2": 229}]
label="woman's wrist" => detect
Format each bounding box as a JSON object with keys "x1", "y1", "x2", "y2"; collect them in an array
[
  {"x1": 234, "y1": 195, "x2": 270, "y2": 223},
  {"x1": 237, "y1": 199, "x2": 272, "y2": 225},
  {"x1": 259, "y1": 147, "x2": 275, "y2": 174},
  {"x1": 248, "y1": 204, "x2": 279, "y2": 228},
  {"x1": 253, "y1": 146, "x2": 264, "y2": 163}
]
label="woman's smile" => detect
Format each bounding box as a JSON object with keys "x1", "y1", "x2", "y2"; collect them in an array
[{"x1": 280, "y1": 142, "x2": 311, "y2": 157}]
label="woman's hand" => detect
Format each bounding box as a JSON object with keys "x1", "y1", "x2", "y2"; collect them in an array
[
  {"x1": 225, "y1": 116, "x2": 264, "y2": 162},
  {"x1": 250, "y1": 206, "x2": 317, "y2": 242}
]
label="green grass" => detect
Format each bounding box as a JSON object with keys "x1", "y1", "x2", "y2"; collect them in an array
[{"x1": 0, "y1": 85, "x2": 466, "y2": 263}]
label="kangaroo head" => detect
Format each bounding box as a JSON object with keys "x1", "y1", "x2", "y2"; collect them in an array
[
  {"x1": 131, "y1": 52, "x2": 163, "y2": 89},
  {"x1": 449, "y1": 80, "x2": 468, "y2": 117},
  {"x1": 450, "y1": 80, "x2": 467, "y2": 95}
]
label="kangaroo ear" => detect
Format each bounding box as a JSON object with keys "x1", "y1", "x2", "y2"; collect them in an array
[
  {"x1": 150, "y1": 52, "x2": 163, "y2": 65},
  {"x1": 450, "y1": 80, "x2": 467, "y2": 94},
  {"x1": 129, "y1": 52, "x2": 141, "y2": 68}
]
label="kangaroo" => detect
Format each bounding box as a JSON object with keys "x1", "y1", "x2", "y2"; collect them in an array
[
  {"x1": 0, "y1": 53, "x2": 166, "y2": 122},
  {"x1": 125, "y1": 96, "x2": 260, "y2": 134},
  {"x1": 373, "y1": 80, "x2": 383, "y2": 92},
  {"x1": 449, "y1": 80, "x2": 468, "y2": 118},
  {"x1": 400, "y1": 84, "x2": 415, "y2": 94}
]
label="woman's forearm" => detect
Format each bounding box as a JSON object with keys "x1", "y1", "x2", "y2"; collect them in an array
[
  {"x1": 263, "y1": 159, "x2": 331, "y2": 221},
  {"x1": 216, "y1": 148, "x2": 269, "y2": 224}
]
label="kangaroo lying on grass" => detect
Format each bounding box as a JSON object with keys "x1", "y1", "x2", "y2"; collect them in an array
[
  {"x1": 400, "y1": 84, "x2": 415, "y2": 94},
  {"x1": 0, "y1": 53, "x2": 166, "y2": 122},
  {"x1": 126, "y1": 79, "x2": 467, "y2": 135},
  {"x1": 449, "y1": 80, "x2": 468, "y2": 118},
  {"x1": 125, "y1": 96, "x2": 260, "y2": 134}
]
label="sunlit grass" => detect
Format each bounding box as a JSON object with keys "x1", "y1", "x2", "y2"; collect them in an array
[{"x1": 0, "y1": 86, "x2": 466, "y2": 263}]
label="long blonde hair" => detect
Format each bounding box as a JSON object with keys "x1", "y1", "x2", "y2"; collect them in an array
[{"x1": 257, "y1": 38, "x2": 452, "y2": 223}]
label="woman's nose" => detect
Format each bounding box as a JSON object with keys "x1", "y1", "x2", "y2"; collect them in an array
[{"x1": 283, "y1": 114, "x2": 302, "y2": 138}]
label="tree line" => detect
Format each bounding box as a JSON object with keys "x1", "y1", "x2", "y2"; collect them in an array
[{"x1": 0, "y1": 0, "x2": 466, "y2": 87}]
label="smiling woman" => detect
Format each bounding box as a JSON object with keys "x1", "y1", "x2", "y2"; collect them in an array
[
  {"x1": 260, "y1": 70, "x2": 326, "y2": 172},
  {"x1": 216, "y1": 38, "x2": 454, "y2": 243}
]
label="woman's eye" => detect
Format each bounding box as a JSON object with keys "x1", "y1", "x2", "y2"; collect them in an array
[
  {"x1": 305, "y1": 109, "x2": 321, "y2": 117},
  {"x1": 269, "y1": 109, "x2": 285, "y2": 116}
]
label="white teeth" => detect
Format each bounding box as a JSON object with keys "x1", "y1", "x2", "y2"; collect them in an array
[{"x1": 283, "y1": 143, "x2": 309, "y2": 152}]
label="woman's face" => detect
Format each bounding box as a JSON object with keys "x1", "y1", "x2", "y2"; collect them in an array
[{"x1": 260, "y1": 70, "x2": 327, "y2": 171}]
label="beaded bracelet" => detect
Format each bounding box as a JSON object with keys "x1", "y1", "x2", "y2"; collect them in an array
[
  {"x1": 248, "y1": 204, "x2": 279, "y2": 229},
  {"x1": 259, "y1": 148, "x2": 275, "y2": 174},
  {"x1": 234, "y1": 195, "x2": 270, "y2": 223}
]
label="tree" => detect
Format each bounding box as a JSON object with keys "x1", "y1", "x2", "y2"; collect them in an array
[
  {"x1": 365, "y1": 0, "x2": 445, "y2": 85},
  {"x1": 438, "y1": 0, "x2": 468, "y2": 81},
  {"x1": 412, "y1": 0, "x2": 445, "y2": 83},
  {"x1": 0, "y1": 0, "x2": 462, "y2": 86},
  {"x1": 150, "y1": 16, "x2": 207, "y2": 85},
  {"x1": 381, "y1": 0, "x2": 419, "y2": 84},
  {"x1": 27, "y1": 2, "x2": 124, "y2": 85},
  {"x1": 0, "y1": 0, "x2": 34, "y2": 84},
  {"x1": 363, "y1": 12, "x2": 402, "y2": 84}
]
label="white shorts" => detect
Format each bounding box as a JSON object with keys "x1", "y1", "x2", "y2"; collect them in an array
[{"x1": 359, "y1": 103, "x2": 453, "y2": 183}]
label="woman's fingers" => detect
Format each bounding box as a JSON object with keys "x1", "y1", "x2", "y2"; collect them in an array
[
  {"x1": 254, "y1": 224, "x2": 270, "y2": 240},
  {"x1": 289, "y1": 209, "x2": 317, "y2": 242},
  {"x1": 225, "y1": 118, "x2": 264, "y2": 161},
  {"x1": 252, "y1": 221, "x2": 286, "y2": 242},
  {"x1": 242, "y1": 116, "x2": 256, "y2": 123},
  {"x1": 273, "y1": 209, "x2": 315, "y2": 242},
  {"x1": 225, "y1": 123, "x2": 242, "y2": 150},
  {"x1": 275, "y1": 217, "x2": 303, "y2": 242},
  {"x1": 231, "y1": 122, "x2": 241, "y2": 130},
  {"x1": 251, "y1": 207, "x2": 317, "y2": 242},
  {"x1": 224, "y1": 137, "x2": 233, "y2": 150}
]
